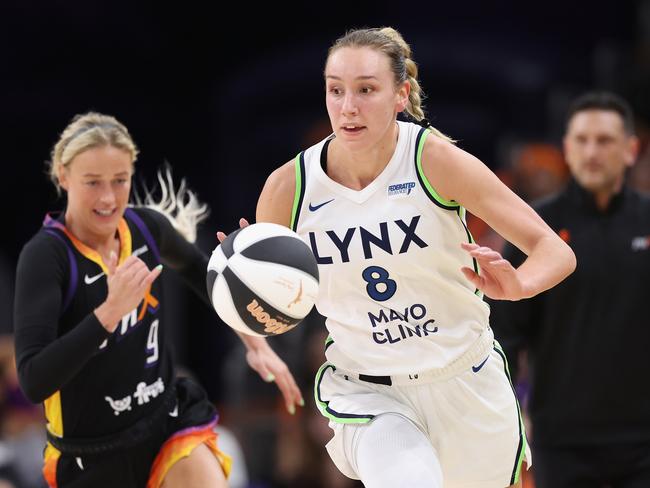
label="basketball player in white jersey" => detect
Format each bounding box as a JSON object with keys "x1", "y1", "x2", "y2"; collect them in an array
[{"x1": 253, "y1": 27, "x2": 576, "y2": 488}]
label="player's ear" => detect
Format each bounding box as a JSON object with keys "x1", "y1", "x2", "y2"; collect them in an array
[
  {"x1": 57, "y1": 165, "x2": 69, "y2": 191},
  {"x1": 396, "y1": 80, "x2": 410, "y2": 112}
]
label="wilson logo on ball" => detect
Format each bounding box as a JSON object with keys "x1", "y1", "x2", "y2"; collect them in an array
[
  {"x1": 207, "y1": 223, "x2": 319, "y2": 337},
  {"x1": 246, "y1": 299, "x2": 296, "y2": 335}
]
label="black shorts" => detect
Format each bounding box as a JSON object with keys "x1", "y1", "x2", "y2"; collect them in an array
[
  {"x1": 44, "y1": 377, "x2": 221, "y2": 488},
  {"x1": 532, "y1": 441, "x2": 650, "y2": 488}
]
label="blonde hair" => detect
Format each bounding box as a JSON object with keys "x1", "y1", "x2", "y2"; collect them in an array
[
  {"x1": 50, "y1": 112, "x2": 208, "y2": 243},
  {"x1": 328, "y1": 27, "x2": 455, "y2": 143},
  {"x1": 49, "y1": 112, "x2": 138, "y2": 192},
  {"x1": 132, "y1": 166, "x2": 209, "y2": 243}
]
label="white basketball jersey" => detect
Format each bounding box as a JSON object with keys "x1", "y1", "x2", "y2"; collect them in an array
[{"x1": 292, "y1": 121, "x2": 490, "y2": 375}]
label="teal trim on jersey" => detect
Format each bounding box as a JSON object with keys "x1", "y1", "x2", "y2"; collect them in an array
[
  {"x1": 324, "y1": 335, "x2": 334, "y2": 352},
  {"x1": 290, "y1": 153, "x2": 305, "y2": 232},
  {"x1": 313, "y1": 363, "x2": 374, "y2": 424},
  {"x1": 493, "y1": 341, "x2": 527, "y2": 485},
  {"x1": 415, "y1": 129, "x2": 459, "y2": 210}
]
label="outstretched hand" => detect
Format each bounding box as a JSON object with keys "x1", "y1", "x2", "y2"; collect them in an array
[
  {"x1": 242, "y1": 336, "x2": 304, "y2": 415},
  {"x1": 460, "y1": 242, "x2": 524, "y2": 301}
]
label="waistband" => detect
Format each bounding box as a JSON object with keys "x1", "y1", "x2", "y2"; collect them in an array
[
  {"x1": 46, "y1": 383, "x2": 177, "y2": 455},
  {"x1": 336, "y1": 326, "x2": 494, "y2": 386}
]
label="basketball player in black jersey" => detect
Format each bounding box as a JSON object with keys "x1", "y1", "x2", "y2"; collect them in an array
[{"x1": 13, "y1": 112, "x2": 303, "y2": 487}]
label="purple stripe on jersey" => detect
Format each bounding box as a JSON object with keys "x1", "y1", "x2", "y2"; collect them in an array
[
  {"x1": 43, "y1": 213, "x2": 65, "y2": 231},
  {"x1": 44, "y1": 229, "x2": 78, "y2": 314},
  {"x1": 125, "y1": 208, "x2": 161, "y2": 263}
]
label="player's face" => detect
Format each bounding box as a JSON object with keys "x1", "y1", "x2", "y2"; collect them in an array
[
  {"x1": 325, "y1": 47, "x2": 409, "y2": 151},
  {"x1": 564, "y1": 110, "x2": 636, "y2": 195},
  {"x1": 59, "y1": 145, "x2": 133, "y2": 242}
]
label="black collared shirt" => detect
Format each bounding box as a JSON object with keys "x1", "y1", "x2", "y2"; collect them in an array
[{"x1": 490, "y1": 180, "x2": 650, "y2": 447}]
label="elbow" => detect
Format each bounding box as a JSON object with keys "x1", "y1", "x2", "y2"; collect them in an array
[
  {"x1": 563, "y1": 242, "x2": 577, "y2": 278},
  {"x1": 19, "y1": 383, "x2": 47, "y2": 405},
  {"x1": 17, "y1": 369, "x2": 49, "y2": 405}
]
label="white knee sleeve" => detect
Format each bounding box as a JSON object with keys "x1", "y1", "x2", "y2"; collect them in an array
[{"x1": 342, "y1": 413, "x2": 443, "y2": 488}]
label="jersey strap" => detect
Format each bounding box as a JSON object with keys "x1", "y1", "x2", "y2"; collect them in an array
[
  {"x1": 124, "y1": 208, "x2": 161, "y2": 263},
  {"x1": 290, "y1": 152, "x2": 306, "y2": 232},
  {"x1": 43, "y1": 215, "x2": 78, "y2": 315}
]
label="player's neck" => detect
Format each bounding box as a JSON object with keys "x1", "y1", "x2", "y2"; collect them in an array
[
  {"x1": 64, "y1": 212, "x2": 120, "y2": 259},
  {"x1": 328, "y1": 123, "x2": 398, "y2": 190}
]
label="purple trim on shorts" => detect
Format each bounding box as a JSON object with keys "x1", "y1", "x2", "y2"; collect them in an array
[
  {"x1": 168, "y1": 415, "x2": 219, "y2": 441},
  {"x1": 125, "y1": 208, "x2": 161, "y2": 263},
  {"x1": 44, "y1": 229, "x2": 78, "y2": 314}
]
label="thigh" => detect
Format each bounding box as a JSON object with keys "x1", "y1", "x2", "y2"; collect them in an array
[
  {"x1": 147, "y1": 377, "x2": 231, "y2": 488},
  {"x1": 315, "y1": 363, "x2": 422, "y2": 480},
  {"x1": 427, "y1": 347, "x2": 530, "y2": 488},
  {"x1": 160, "y1": 443, "x2": 226, "y2": 488},
  {"x1": 346, "y1": 413, "x2": 443, "y2": 488}
]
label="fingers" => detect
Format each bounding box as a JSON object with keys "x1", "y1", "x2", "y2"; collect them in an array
[
  {"x1": 462, "y1": 243, "x2": 502, "y2": 260},
  {"x1": 274, "y1": 369, "x2": 304, "y2": 415},
  {"x1": 143, "y1": 264, "x2": 163, "y2": 287},
  {"x1": 247, "y1": 350, "x2": 275, "y2": 383},
  {"x1": 247, "y1": 349, "x2": 304, "y2": 415},
  {"x1": 216, "y1": 217, "x2": 249, "y2": 243},
  {"x1": 113, "y1": 257, "x2": 162, "y2": 290},
  {"x1": 461, "y1": 266, "x2": 482, "y2": 287},
  {"x1": 107, "y1": 250, "x2": 118, "y2": 275}
]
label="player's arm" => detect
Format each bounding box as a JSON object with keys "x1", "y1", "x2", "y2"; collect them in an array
[
  {"x1": 421, "y1": 136, "x2": 576, "y2": 300},
  {"x1": 137, "y1": 207, "x2": 211, "y2": 305},
  {"x1": 215, "y1": 160, "x2": 303, "y2": 413},
  {"x1": 256, "y1": 159, "x2": 296, "y2": 227},
  {"x1": 14, "y1": 236, "x2": 110, "y2": 403}
]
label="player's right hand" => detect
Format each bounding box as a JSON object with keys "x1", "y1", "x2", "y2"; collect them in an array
[{"x1": 96, "y1": 251, "x2": 162, "y2": 332}]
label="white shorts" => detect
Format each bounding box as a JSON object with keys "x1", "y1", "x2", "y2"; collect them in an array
[{"x1": 314, "y1": 341, "x2": 531, "y2": 488}]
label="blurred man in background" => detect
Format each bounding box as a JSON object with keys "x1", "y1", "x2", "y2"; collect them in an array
[{"x1": 490, "y1": 91, "x2": 650, "y2": 488}]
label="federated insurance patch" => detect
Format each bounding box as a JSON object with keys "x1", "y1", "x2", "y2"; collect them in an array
[{"x1": 387, "y1": 181, "x2": 416, "y2": 198}]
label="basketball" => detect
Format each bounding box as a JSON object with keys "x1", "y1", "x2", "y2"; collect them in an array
[{"x1": 207, "y1": 223, "x2": 320, "y2": 337}]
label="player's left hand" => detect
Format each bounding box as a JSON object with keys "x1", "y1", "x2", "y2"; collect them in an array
[
  {"x1": 460, "y1": 242, "x2": 524, "y2": 300},
  {"x1": 243, "y1": 336, "x2": 304, "y2": 415}
]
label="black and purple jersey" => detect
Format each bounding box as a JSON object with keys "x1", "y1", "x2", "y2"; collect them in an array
[{"x1": 14, "y1": 207, "x2": 210, "y2": 442}]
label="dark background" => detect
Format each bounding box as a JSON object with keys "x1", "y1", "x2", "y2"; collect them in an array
[
  {"x1": 1, "y1": 2, "x2": 649, "y2": 486},
  {"x1": 1, "y1": 0, "x2": 648, "y2": 403}
]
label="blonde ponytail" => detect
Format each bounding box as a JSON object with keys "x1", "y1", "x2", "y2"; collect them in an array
[{"x1": 133, "y1": 167, "x2": 209, "y2": 243}]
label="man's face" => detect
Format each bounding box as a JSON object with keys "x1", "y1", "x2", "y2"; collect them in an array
[{"x1": 563, "y1": 109, "x2": 637, "y2": 194}]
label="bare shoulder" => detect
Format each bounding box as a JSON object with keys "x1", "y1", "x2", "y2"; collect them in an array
[
  {"x1": 257, "y1": 159, "x2": 297, "y2": 226},
  {"x1": 266, "y1": 159, "x2": 296, "y2": 192},
  {"x1": 420, "y1": 133, "x2": 483, "y2": 204}
]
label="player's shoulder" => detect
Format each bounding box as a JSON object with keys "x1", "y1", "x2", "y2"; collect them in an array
[
  {"x1": 265, "y1": 159, "x2": 297, "y2": 193},
  {"x1": 127, "y1": 205, "x2": 165, "y2": 227},
  {"x1": 125, "y1": 205, "x2": 174, "y2": 240},
  {"x1": 18, "y1": 223, "x2": 69, "y2": 272},
  {"x1": 22, "y1": 221, "x2": 66, "y2": 252}
]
